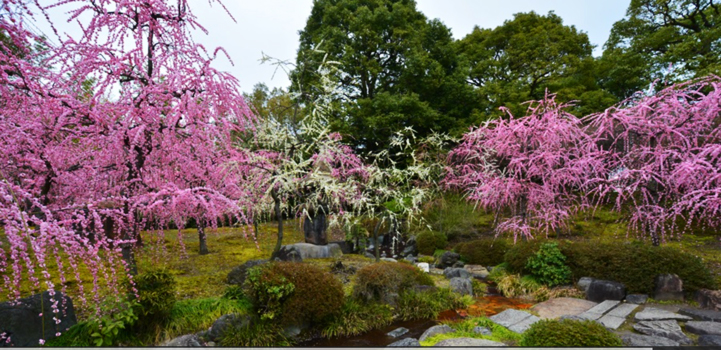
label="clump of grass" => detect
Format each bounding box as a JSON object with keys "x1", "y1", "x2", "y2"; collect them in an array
[
  {"x1": 419, "y1": 316, "x2": 521, "y2": 346},
  {"x1": 218, "y1": 319, "x2": 292, "y2": 347},
  {"x1": 321, "y1": 299, "x2": 394, "y2": 338},
  {"x1": 157, "y1": 297, "x2": 252, "y2": 343},
  {"x1": 395, "y1": 288, "x2": 468, "y2": 321}
]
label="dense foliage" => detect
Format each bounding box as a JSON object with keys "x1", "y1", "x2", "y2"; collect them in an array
[
  {"x1": 353, "y1": 262, "x2": 434, "y2": 303},
  {"x1": 454, "y1": 238, "x2": 509, "y2": 266},
  {"x1": 525, "y1": 243, "x2": 572, "y2": 287},
  {"x1": 520, "y1": 319, "x2": 622, "y2": 346},
  {"x1": 416, "y1": 230, "x2": 448, "y2": 255}
]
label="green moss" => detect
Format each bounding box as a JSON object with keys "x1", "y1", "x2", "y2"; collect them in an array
[
  {"x1": 416, "y1": 231, "x2": 448, "y2": 255},
  {"x1": 520, "y1": 319, "x2": 622, "y2": 346},
  {"x1": 455, "y1": 238, "x2": 510, "y2": 266},
  {"x1": 419, "y1": 317, "x2": 521, "y2": 346}
]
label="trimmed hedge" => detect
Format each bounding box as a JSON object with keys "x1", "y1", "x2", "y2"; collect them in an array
[
  {"x1": 520, "y1": 319, "x2": 622, "y2": 346},
  {"x1": 353, "y1": 262, "x2": 434, "y2": 303},
  {"x1": 454, "y1": 238, "x2": 509, "y2": 266},
  {"x1": 416, "y1": 230, "x2": 448, "y2": 255},
  {"x1": 504, "y1": 240, "x2": 716, "y2": 294}
]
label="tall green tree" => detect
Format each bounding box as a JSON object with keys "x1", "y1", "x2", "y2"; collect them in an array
[
  {"x1": 292, "y1": 0, "x2": 478, "y2": 153},
  {"x1": 601, "y1": 0, "x2": 721, "y2": 99},
  {"x1": 456, "y1": 11, "x2": 616, "y2": 119},
  {"x1": 243, "y1": 83, "x2": 303, "y2": 131}
]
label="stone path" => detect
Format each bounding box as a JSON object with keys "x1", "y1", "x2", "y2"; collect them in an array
[
  {"x1": 488, "y1": 308, "x2": 540, "y2": 333},
  {"x1": 575, "y1": 300, "x2": 639, "y2": 329},
  {"x1": 531, "y1": 297, "x2": 597, "y2": 319}
]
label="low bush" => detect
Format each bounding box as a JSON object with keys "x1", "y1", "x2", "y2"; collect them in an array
[
  {"x1": 321, "y1": 299, "x2": 394, "y2": 338},
  {"x1": 48, "y1": 298, "x2": 139, "y2": 347},
  {"x1": 487, "y1": 262, "x2": 510, "y2": 283},
  {"x1": 416, "y1": 230, "x2": 448, "y2": 255},
  {"x1": 161, "y1": 297, "x2": 251, "y2": 342},
  {"x1": 133, "y1": 269, "x2": 177, "y2": 330},
  {"x1": 471, "y1": 279, "x2": 487, "y2": 297},
  {"x1": 218, "y1": 319, "x2": 292, "y2": 347},
  {"x1": 504, "y1": 240, "x2": 716, "y2": 294},
  {"x1": 353, "y1": 262, "x2": 434, "y2": 303},
  {"x1": 455, "y1": 238, "x2": 509, "y2": 266},
  {"x1": 525, "y1": 242, "x2": 571, "y2": 287},
  {"x1": 520, "y1": 319, "x2": 622, "y2": 346},
  {"x1": 245, "y1": 262, "x2": 344, "y2": 327},
  {"x1": 395, "y1": 288, "x2": 467, "y2": 321},
  {"x1": 419, "y1": 316, "x2": 521, "y2": 346},
  {"x1": 496, "y1": 274, "x2": 542, "y2": 299}
]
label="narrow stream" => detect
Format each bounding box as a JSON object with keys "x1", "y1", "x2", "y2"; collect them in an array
[{"x1": 300, "y1": 283, "x2": 533, "y2": 347}]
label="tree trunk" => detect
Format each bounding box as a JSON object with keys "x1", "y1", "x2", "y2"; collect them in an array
[
  {"x1": 373, "y1": 220, "x2": 382, "y2": 262},
  {"x1": 121, "y1": 226, "x2": 138, "y2": 276},
  {"x1": 198, "y1": 220, "x2": 208, "y2": 255},
  {"x1": 271, "y1": 190, "x2": 283, "y2": 259},
  {"x1": 304, "y1": 206, "x2": 327, "y2": 245}
]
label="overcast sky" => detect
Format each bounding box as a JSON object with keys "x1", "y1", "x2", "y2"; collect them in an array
[{"x1": 36, "y1": 0, "x2": 630, "y2": 93}]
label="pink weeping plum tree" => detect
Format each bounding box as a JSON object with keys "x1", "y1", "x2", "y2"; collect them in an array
[
  {"x1": 445, "y1": 95, "x2": 604, "y2": 241},
  {"x1": 586, "y1": 76, "x2": 721, "y2": 245},
  {"x1": 0, "y1": 0, "x2": 254, "y2": 328}
]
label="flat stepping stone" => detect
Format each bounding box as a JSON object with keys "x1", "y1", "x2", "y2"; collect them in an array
[
  {"x1": 685, "y1": 321, "x2": 721, "y2": 335},
  {"x1": 577, "y1": 300, "x2": 620, "y2": 320},
  {"x1": 386, "y1": 327, "x2": 408, "y2": 338},
  {"x1": 620, "y1": 333, "x2": 679, "y2": 346},
  {"x1": 633, "y1": 320, "x2": 692, "y2": 344},
  {"x1": 489, "y1": 309, "x2": 540, "y2": 333},
  {"x1": 634, "y1": 307, "x2": 692, "y2": 321},
  {"x1": 531, "y1": 297, "x2": 597, "y2": 320},
  {"x1": 699, "y1": 335, "x2": 721, "y2": 346},
  {"x1": 597, "y1": 302, "x2": 639, "y2": 329},
  {"x1": 418, "y1": 324, "x2": 454, "y2": 342},
  {"x1": 433, "y1": 338, "x2": 506, "y2": 346},
  {"x1": 679, "y1": 308, "x2": 721, "y2": 322},
  {"x1": 625, "y1": 294, "x2": 648, "y2": 304}
]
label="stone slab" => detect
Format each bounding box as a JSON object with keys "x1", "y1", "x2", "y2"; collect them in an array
[
  {"x1": 531, "y1": 297, "x2": 598, "y2": 320},
  {"x1": 577, "y1": 300, "x2": 620, "y2": 320},
  {"x1": 418, "y1": 324, "x2": 454, "y2": 342},
  {"x1": 597, "y1": 315, "x2": 626, "y2": 329},
  {"x1": 606, "y1": 303, "x2": 639, "y2": 318},
  {"x1": 625, "y1": 294, "x2": 648, "y2": 304},
  {"x1": 634, "y1": 307, "x2": 693, "y2": 321},
  {"x1": 679, "y1": 308, "x2": 721, "y2": 322},
  {"x1": 507, "y1": 314, "x2": 540, "y2": 333},
  {"x1": 699, "y1": 335, "x2": 721, "y2": 346},
  {"x1": 633, "y1": 320, "x2": 691, "y2": 344},
  {"x1": 684, "y1": 321, "x2": 721, "y2": 335},
  {"x1": 489, "y1": 308, "x2": 533, "y2": 328},
  {"x1": 387, "y1": 338, "x2": 420, "y2": 347},
  {"x1": 433, "y1": 338, "x2": 506, "y2": 346},
  {"x1": 387, "y1": 327, "x2": 408, "y2": 338},
  {"x1": 620, "y1": 333, "x2": 679, "y2": 346}
]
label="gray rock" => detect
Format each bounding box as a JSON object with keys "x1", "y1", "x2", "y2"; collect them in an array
[
  {"x1": 436, "y1": 252, "x2": 460, "y2": 269},
  {"x1": 207, "y1": 314, "x2": 251, "y2": 342},
  {"x1": 633, "y1": 320, "x2": 691, "y2": 344},
  {"x1": 381, "y1": 258, "x2": 398, "y2": 263},
  {"x1": 679, "y1": 307, "x2": 721, "y2": 322},
  {"x1": 698, "y1": 335, "x2": 721, "y2": 346},
  {"x1": 620, "y1": 333, "x2": 679, "y2": 346},
  {"x1": 464, "y1": 265, "x2": 489, "y2": 279},
  {"x1": 206, "y1": 341, "x2": 216, "y2": 346},
  {"x1": 283, "y1": 325, "x2": 301, "y2": 337},
  {"x1": 387, "y1": 338, "x2": 420, "y2": 347},
  {"x1": 586, "y1": 279, "x2": 626, "y2": 303},
  {"x1": 489, "y1": 308, "x2": 540, "y2": 333},
  {"x1": 403, "y1": 256, "x2": 418, "y2": 264},
  {"x1": 684, "y1": 321, "x2": 721, "y2": 335},
  {"x1": 278, "y1": 243, "x2": 343, "y2": 260},
  {"x1": 443, "y1": 267, "x2": 471, "y2": 279},
  {"x1": 418, "y1": 324, "x2": 454, "y2": 342},
  {"x1": 472, "y1": 326, "x2": 492, "y2": 335},
  {"x1": 416, "y1": 262, "x2": 430, "y2": 273},
  {"x1": 0, "y1": 291, "x2": 77, "y2": 347},
  {"x1": 625, "y1": 294, "x2": 648, "y2": 304},
  {"x1": 577, "y1": 277, "x2": 595, "y2": 292},
  {"x1": 597, "y1": 315, "x2": 626, "y2": 329},
  {"x1": 654, "y1": 274, "x2": 684, "y2": 301},
  {"x1": 401, "y1": 243, "x2": 417, "y2": 257},
  {"x1": 696, "y1": 289, "x2": 721, "y2": 311},
  {"x1": 508, "y1": 314, "x2": 540, "y2": 333},
  {"x1": 634, "y1": 307, "x2": 692, "y2": 322},
  {"x1": 226, "y1": 259, "x2": 267, "y2": 285},
  {"x1": 452, "y1": 261, "x2": 465, "y2": 268},
  {"x1": 364, "y1": 252, "x2": 375, "y2": 259},
  {"x1": 386, "y1": 327, "x2": 409, "y2": 338},
  {"x1": 161, "y1": 334, "x2": 203, "y2": 347},
  {"x1": 577, "y1": 300, "x2": 620, "y2": 320},
  {"x1": 449, "y1": 277, "x2": 473, "y2": 296},
  {"x1": 433, "y1": 337, "x2": 506, "y2": 346},
  {"x1": 275, "y1": 245, "x2": 303, "y2": 262}
]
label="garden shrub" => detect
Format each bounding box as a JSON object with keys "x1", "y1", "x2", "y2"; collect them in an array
[
  {"x1": 218, "y1": 319, "x2": 292, "y2": 347},
  {"x1": 245, "y1": 262, "x2": 344, "y2": 326},
  {"x1": 525, "y1": 242, "x2": 571, "y2": 287},
  {"x1": 133, "y1": 269, "x2": 177, "y2": 330},
  {"x1": 496, "y1": 274, "x2": 542, "y2": 298},
  {"x1": 321, "y1": 299, "x2": 394, "y2": 338},
  {"x1": 353, "y1": 262, "x2": 434, "y2": 303},
  {"x1": 416, "y1": 230, "x2": 448, "y2": 255},
  {"x1": 395, "y1": 288, "x2": 467, "y2": 321},
  {"x1": 161, "y1": 297, "x2": 251, "y2": 342},
  {"x1": 454, "y1": 238, "x2": 509, "y2": 266},
  {"x1": 520, "y1": 319, "x2": 622, "y2": 346},
  {"x1": 487, "y1": 262, "x2": 510, "y2": 283},
  {"x1": 504, "y1": 240, "x2": 716, "y2": 294}
]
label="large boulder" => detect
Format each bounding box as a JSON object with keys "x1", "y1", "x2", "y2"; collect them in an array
[
  {"x1": 654, "y1": 274, "x2": 683, "y2": 301},
  {"x1": 0, "y1": 291, "x2": 77, "y2": 347},
  {"x1": 278, "y1": 243, "x2": 342, "y2": 261},
  {"x1": 304, "y1": 211, "x2": 328, "y2": 245},
  {"x1": 433, "y1": 338, "x2": 506, "y2": 346},
  {"x1": 206, "y1": 314, "x2": 252, "y2": 342},
  {"x1": 436, "y1": 252, "x2": 460, "y2": 269},
  {"x1": 449, "y1": 277, "x2": 473, "y2": 296},
  {"x1": 226, "y1": 259, "x2": 267, "y2": 285},
  {"x1": 696, "y1": 289, "x2": 721, "y2": 311},
  {"x1": 443, "y1": 267, "x2": 471, "y2": 279},
  {"x1": 586, "y1": 279, "x2": 626, "y2": 303},
  {"x1": 160, "y1": 334, "x2": 203, "y2": 347},
  {"x1": 418, "y1": 324, "x2": 454, "y2": 342}
]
